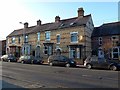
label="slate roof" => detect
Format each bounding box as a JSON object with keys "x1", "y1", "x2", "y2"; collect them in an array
[
  {"x1": 92, "y1": 21, "x2": 120, "y2": 37},
  {"x1": 7, "y1": 14, "x2": 91, "y2": 37}
]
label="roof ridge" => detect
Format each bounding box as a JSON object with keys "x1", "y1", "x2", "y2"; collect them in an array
[
  {"x1": 61, "y1": 14, "x2": 91, "y2": 22},
  {"x1": 8, "y1": 14, "x2": 91, "y2": 37},
  {"x1": 102, "y1": 21, "x2": 120, "y2": 26}
]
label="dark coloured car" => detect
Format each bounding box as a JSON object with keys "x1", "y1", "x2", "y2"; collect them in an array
[
  {"x1": 84, "y1": 56, "x2": 120, "y2": 71},
  {"x1": 48, "y1": 55, "x2": 76, "y2": 67},
  {"x1": 33, "y1": 56, "x2": 44, "y2": 64},
  {"x1": 7, "y1": 54, "x2": 17, "y2": 62},
  {"x1": 18, "y1": 55, "x2": 43, "y2": 64}
]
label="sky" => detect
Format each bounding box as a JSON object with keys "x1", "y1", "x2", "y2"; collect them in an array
[{"x1": 0, "y1": 0, "x2": 119, "y2": 40}]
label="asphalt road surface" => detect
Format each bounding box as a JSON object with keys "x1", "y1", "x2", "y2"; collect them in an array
[{"x1": 1, "y1": 61, "x2": 120, "y2": 89}]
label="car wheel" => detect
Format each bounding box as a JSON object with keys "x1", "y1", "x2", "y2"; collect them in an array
[
  {"x1": 21, "y1": 61, "x2": 24, "y2": 64},
  {"x1": 66, "y1": 63, "x2": 70, "y2": 67},
  {"x1": 8, "y1": 60, "x2": 10, "y2": 62},
  {"x1": 86, "y1": 64, "x2": 92, "y2": 69},
  {"x1": 31, "y1": 60, "x2": 33, "y2": 64},
  {"x1": 49, "y1": 62, "x2": 53, "y2": 66},
  {"x1": 110, "y1": 65, "x2": 117, "y2": 71}
]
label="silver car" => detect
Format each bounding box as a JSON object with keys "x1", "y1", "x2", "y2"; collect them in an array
[{"x1": 84, "y1": 56, "x2": 120, "y2": 71}]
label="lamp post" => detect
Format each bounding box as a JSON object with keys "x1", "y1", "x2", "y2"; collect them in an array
[{"x1": 19, "y1": 22, "x2": 25, "y2": 55}]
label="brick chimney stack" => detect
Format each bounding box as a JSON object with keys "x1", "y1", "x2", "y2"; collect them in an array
[
  {"x1": 24, "y1": 22, "x2": 28, "y2": 28},
  {"x1": 37, "y1": 20, "x2": 41, "y2": 26},
  {"x1": 78, "y1": 7, "x2": 84, "y2": 18},
  {"x1": 55, "y1": 16, "x2": 60, "y2": 23}
]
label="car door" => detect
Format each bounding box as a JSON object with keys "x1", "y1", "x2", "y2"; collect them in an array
[
  {"x1": 52, "y1": 56, "x2": 59, "y2": 65},
  {"x1": 90, "y1": 57, "x2": 99, "y2": 68},
  {"x1": 98, "y1": 59, "x2": 109, "y2": 69},
  {"x1": 58, "y1": 56, "x2": 66, "y2": 66}
]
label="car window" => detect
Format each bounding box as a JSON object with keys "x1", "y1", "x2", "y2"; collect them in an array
[
  {"x1": 27, "y1": 56, "x2": 31, "y2": 59},
  {"x1": 54, "y1": 56, "x2": 59, "y2": 60},
  {"x1": 98, "y1": 58, "x2": 106, "y2": 63},
  {"x1": 59, "y1": 56, "x2": 67, "y2": 61},
  {"x1": 8, "y1": 54, "x2": 14, "y2": 57},
  {"x1": 24, "y1": 56, "x2": 28, "y2": 60},
  {"x1": 91, "y1": 56, "x2": 98, "y2": 62}
]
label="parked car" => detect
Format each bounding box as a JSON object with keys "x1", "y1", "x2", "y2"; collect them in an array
[
  {"x1": 1, "y1": 55, "x2": 8, "y2": 61},
  {"x1": 48, "y1": 55, "x2": 76, "y2": 67},
  {"x1": 17, "y1": 55, "x2": 43, "y2": 64},
  {"x1": 84, "y1": 56, "x2": 120, "y2": 71},
  {"x1": 1, "y1": 54, "x2": 17, "y2": 62},
  {"x1": 7, "y1": 54, "x2": 17, "y2": 62},
  {"x1": 33, "y1": 56, "x2": 44, "y2": 64}
]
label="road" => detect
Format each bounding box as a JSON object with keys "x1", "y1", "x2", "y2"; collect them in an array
[{"x1": 1, "y1": 61, "x2": 120, "y2": 89}]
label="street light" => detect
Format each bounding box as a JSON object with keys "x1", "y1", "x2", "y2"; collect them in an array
[{"x1": 19, "y1": 22, "x2": 25, "y2": 55}]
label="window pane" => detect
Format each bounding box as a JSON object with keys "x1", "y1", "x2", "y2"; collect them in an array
[
  {"x1": 25, "y1": 35, "x2": 28, "y2": 42},
  {"x1": 12, "y1": 37, "x2": 15, "y2": 44},
  {"x1": 45, "y1": 32, "x2": 50, "y2": 41},
  {"x1": 37, "y1": 32, "x2": 40, "y2": 41},
  {"x1": 45, "y1": 50, "x2": 47, "y2": 54},
  {"x1": 71, "y1": 33, "x2": 77, "y2": 42},
  {"x1": 113, "y1": 53, "x2": 118, "y2": 58},
  {"x1": 57, "y1": 35, "x2": 60, "y2": 43},
  {"x1": 113, "y1": 48, "x2": 118, "y2": 52}
]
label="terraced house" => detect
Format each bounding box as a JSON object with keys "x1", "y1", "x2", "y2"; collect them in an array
[
  {"x1": 6, "y1": 8, "x2": 94, "y2": 64},
  {"x1": 92, "y1": 21, "x2": 120, "y2": 60}
]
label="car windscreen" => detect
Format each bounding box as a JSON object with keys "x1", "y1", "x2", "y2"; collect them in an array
[{"x1": 8, "y1": 54, "x2": 14, "y2": 57}]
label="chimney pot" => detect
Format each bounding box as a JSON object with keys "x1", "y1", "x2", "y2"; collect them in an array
[
  {"x1": 24, "y1": 22, "x2": 28, "y2": 28},
  {"x1": 55, "y1": 16, "x2": 60, "y2": 22},
  {"x1": 78, "y1": 7, "x2": 84, "y2": 17},
  {"x1": 37, "y1": 20, "x2": 41, "y2": 26}
]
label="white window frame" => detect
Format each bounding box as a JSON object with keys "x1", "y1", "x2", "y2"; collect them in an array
[
  {"x1": 70, "y1": 32, "x2": 78, "y2": 43},
  {"x1": 37, "y1": 32, "x2": 40, "y2": 41},
  {"x1": 45, "y1": 31, "x2": 51, "y2": 41},
  {"x1": 56, "y1": 34, "x2": 60, "y2": 44},
  {"x1": 111, "y1": 36, "x2": 118, "y2": 41},
  {"x1": 44, "y1": 45, "x2": 48, "y2": 55},
  {"x1": 43, "y1": 45, "x2": 52, "y2": 55},
  {"x1": 25, "y1": 35, "x2": 28, "y2": 43},
  {"x1": 12, "y1": 37, "x2": 15, "y2": 44},
  {"x1": 112, "y1": 47, "x2": 119, "y2": 59},
  {"x1": 111, "y1": 36, "x2": 119, "y2": 46}
]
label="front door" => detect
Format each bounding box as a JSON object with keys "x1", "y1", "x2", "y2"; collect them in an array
[
  {"x1": 58, "y1": 56, "x2": 66, "y2": 66},
  {"x1": 22, "y1": 44, "x2": 31, "y2": 55},
  {"x1": 35, "y1": 46, "x2": 40, "y2": 58},
  {"x1": 44, "y1": 44, "x2": 53, "y2": 56},
  {"x1": 69, "y1": 47, "x2": 81, "y2": 59},
  {"x1": 70, "y1": 48, "x2": 76, "y2": 58}
]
